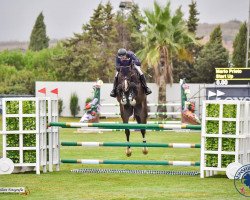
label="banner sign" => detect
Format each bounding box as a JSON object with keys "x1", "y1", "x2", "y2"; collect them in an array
[
  {"x1": 206, "y1": 86, "x2": 250, "y2": 101},
  {"x1": 215, "y1": 68, "x2": 250, "y2": 85}
]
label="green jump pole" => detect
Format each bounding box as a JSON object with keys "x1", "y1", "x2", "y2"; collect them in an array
[
  {"x1": 49, "y1": 122, "x2": 201, "y2": 130},
  {"x1": 61, "y1": 159, "x2": 200, "y2": 166}
]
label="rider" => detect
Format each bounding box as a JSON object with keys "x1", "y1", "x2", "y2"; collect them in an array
[{"x1": 110, "y1": 48, "x2": 152, "y2": 97}]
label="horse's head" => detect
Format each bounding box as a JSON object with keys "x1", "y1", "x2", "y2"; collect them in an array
[{"x1": 117, "y1": 65, "x2": 138, "y2": 106}]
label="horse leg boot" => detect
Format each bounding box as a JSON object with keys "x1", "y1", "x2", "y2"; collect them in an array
[
  {"x1": 125, "y1": 129, "x2": 132, "y2": 157},
  {"x1": 133, "y1": 65, "x2": 152, "y2": 95},
  {"x1": 110, "y1": 72, "x2": 118, "y2": 97}
]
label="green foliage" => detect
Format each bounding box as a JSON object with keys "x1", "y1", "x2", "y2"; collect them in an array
[
  {"x1": 138, "y1": 1, "x2": 197, "y2": 84},
  {"x1": 5, "y1": 101, "x2": 37, "y2": 163},
  {"x1": 209, "y1": 25, "x2": 223, "y2": 44},
  {"x1": 23, "y1": 117, "x2": 36, "y2": 130},
  {"x1": 6, "y1": 101, "x2": 19, "y2": 114},
  {"x1": 173, "y1": 55, "x2": 199, "y2": 83},
  {"x1": 222, "y1": 138, "x2": 235, "y2": 151},
  {"x1": 6, "y1": 150, "x2": 19, "y2": 163},
  {"x1": 0, "y1": 50, "x2": 25, "y2": 70},
  {"x1": 194, "y1": 26, "x2": 229, "y2": 83},
  {"x1": 4, "y1": 70, "x2": 36, "y2": 94},
  {"x1": 187, "y1": 0, "x2": 199, "y2": 34},
  {"x1": 0, "y1": 65, "x2": 18, "y2": 82},
  {"x1": 206, "y1": 121, "x2": 219, "y2": 134},
  {"x1": 206, "y1": 154, "x2": 218, "y2": 167},
  {"x1": 29, "y1": 12, "x2": 49, "y2": 51},
  {"x1": 173, "y1": 0, "x2": 201, "y2": 83},
  {"x1": 54, "y1": 2, "x2": 119, "y2": 82},
  {"x1": 6, "y1": 117, "x2": 19, "y2": 131},
  {"x1": 222, "y1": 121, "x2": 236, "y2": 134},
  {"x1": 23, "y1": 150, "x2": 36, "y2": 163},
  {"x1": 205, "y1": 137, "x2": 218, "y2": 151},
  {"x1": 205, "y1": 103, "x2": 237, "y2": 168},
  {"x1": 194, "y1": 26, "x2": 228, "y2": 83},
  {"x1": 125, "y1": 4, "x2": 144, "y2": 52},
  {"x1": 23, "y1": 134, "x2": 36, "y2": 147},
  {"x1": 0, "y1": 3, "x2": 143, "y2": 87},
  {"x1": 0, "y1": 46, "x2": 62, "y2": 94},
  {"x1": 23, "y1": 101, "x2": 36, "y2": 114},
  {"x1": 70, "y1": 93, "x2": 80, "y2": 117},
  {"x1": 6, "y1": 134, "x2": 19, "y2": 147},
  {"x1": 223, "y1": 104, "x2": 236, "y2": 118},
  {"x1": 222, "y1": 155, "x2": 235, "y2": 168},
  {"x1": 206, "y1": 104, "x2": 220, "y2": 117},
  {"x1": 232, "y1": 22, "x2": 247, "y2": 67}
]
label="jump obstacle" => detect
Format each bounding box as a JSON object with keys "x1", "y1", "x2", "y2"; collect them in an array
[
  {"x1": 2, "y1": 97, "x2": 249, "y2": 178},
  {"x1": 49, "y1": 122, "x2": 201, "y2": 175}
]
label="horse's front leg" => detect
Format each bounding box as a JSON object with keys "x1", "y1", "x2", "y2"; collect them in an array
[
  {"x1": 121, "y1": 107, "x2": 132, "y2": 157},
  {"x1": 125, "y1": 129, "x2": 132, "y2": 157},
  {"x1": 141, "y1": 129, "x2": 148, "y2": 155}
]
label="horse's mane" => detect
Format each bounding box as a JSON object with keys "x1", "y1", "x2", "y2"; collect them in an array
[{"x1": 119, "y1": 65, "x2": 140, "y2": 84}]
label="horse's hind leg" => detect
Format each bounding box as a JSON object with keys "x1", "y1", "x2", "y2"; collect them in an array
[
  {"x1": 121, "y1": 111, "x2": 132, "y2": 157},
  {"x1": 135, "y1": 115, "x2": 148, "y2": 155}
]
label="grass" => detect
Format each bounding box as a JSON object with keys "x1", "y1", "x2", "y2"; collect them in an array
[{"x1": 0, "y1": 116, "x2": 243, "y2": 200}]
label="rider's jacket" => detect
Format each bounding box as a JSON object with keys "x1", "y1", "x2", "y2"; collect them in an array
[{"x1": 115, "y1": 51, "x2": 141, "y2": 71}]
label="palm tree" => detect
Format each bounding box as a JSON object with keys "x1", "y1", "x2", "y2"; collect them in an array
[{"x1": 137, "y1": 1, "x2": 197, "y2": 115}]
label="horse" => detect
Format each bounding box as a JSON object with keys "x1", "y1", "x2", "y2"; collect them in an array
[{"x1": 116, "y1": 65, "x2": 148, "y2": 157}]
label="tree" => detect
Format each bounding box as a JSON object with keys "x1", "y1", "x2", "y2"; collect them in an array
[
  {"x1": 173, "y1": 0, "x2": 201, "y2": 83},
  {"x1": 54, "y1": 2, "x2": 118, "y2": 82},
  {"x1": 137, "y1": 2, "x2": 197, "y2": 114},
  {"x1": 232, "y1": 22, "x2": 247, "y2": 67},
  {"x1": 126, "y1": 3, "x2": 144, "y2": 52},
  {"x1": 115, "y1": 3, "x2": 144, "y2": 52},
  {"x1": 187, "y1": 0, "x2": 199, "y2": 34},
  {"x1": 194, "y1": 26, "x2": 229, "y2": 83},
  {"x1": 29, "y1": 12, "x2": 49, "y2": 51},
  {"x1": 209, "y1": 25, "x2": 223, "y2": 44}
]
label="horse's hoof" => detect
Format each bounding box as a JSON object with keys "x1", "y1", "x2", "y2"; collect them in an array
[
  {"x1": 142, "y1": 148, "x2": 148, "y2": 155},
  {"x1": 126, "y1": 149, "x2": 132, "y2": 157}
]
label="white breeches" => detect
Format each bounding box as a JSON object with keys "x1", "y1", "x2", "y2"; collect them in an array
[
  {"x1": 115, "y1": 65, "x2": 143, "y2": 77},
  {"x1": 134, "y1": 65, "x2": 143, "y2": 75}
]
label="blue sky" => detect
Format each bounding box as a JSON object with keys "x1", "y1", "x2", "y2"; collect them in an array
[{"x1": 0, "y1": 0, "x2": 248, "y2": 41}]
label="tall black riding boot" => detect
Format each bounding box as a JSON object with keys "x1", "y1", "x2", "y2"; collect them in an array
[
  {"x1": 140, "y1": 74, "x2": 152, "y2": 95},
  {"x1": 110, "y1": 76, "x2": 118, "y2": 97}
]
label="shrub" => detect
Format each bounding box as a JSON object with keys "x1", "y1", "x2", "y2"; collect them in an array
[{"x1": 70, "y1": 93, "x2": 80, "y2": 117}]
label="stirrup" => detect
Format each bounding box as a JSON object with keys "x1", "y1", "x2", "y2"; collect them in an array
[
  {"x1": 110, "y1": 90, "x2": 117, "y2": 97},
  {"x1": 145, "y1": 88, "x2": 152, "y2": 95}
]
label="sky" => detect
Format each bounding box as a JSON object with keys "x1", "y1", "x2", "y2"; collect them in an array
[{"x1": 0, "y1": 0, "x2": 249, "y2": 42}]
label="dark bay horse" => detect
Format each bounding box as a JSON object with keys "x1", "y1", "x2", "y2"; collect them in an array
[{"x1": 116, "y1": 65, "x2": 148, "y2": 157}]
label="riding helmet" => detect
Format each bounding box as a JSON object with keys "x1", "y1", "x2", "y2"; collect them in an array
[{"x1": 117, "y1": 48, "x2": 127, "y2": 57}]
